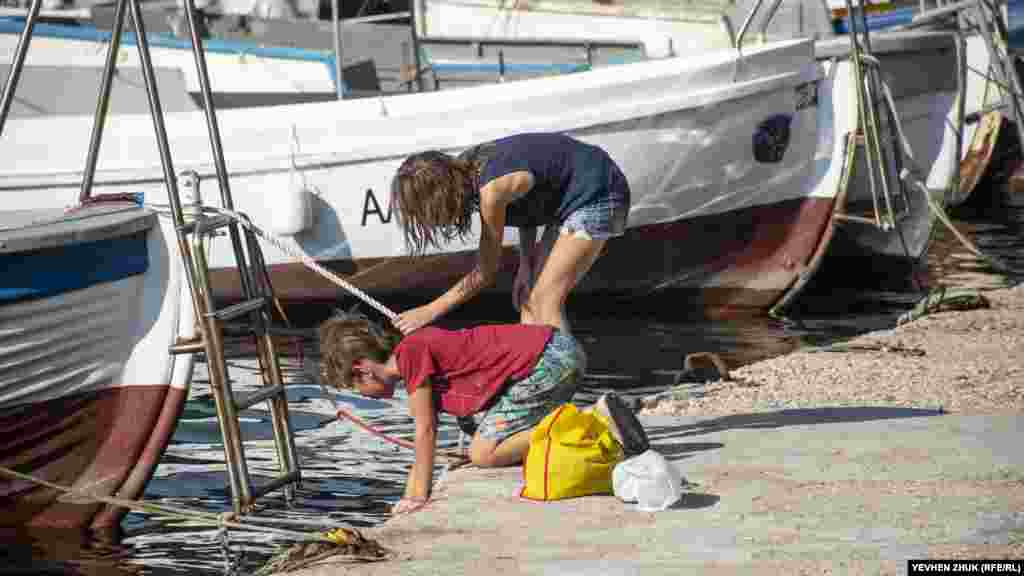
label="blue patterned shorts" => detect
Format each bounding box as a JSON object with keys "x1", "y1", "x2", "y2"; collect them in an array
[
  {"x1": 560, "y1": 163, "x2": 630, "y2": 241},
  {"x1": 472, "y1": 330, "x2": 581, "y2": 443}
]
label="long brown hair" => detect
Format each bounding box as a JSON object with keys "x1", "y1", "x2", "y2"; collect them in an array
[
  {"x1": 390, "y1": 150, "x2": 480, "y2": 254},
  {"x1": 318, "y1": 311, "x2": 401, "y2": 389}
]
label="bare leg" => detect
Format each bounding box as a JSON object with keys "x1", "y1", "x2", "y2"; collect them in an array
[
  {"x1": 468, "y1": 428, "x2": 533, "y2": 467},
  {"x1": 520, "y1": 225, "x2": 560, "y2": 326},
  {"x1": 520, "y1": 230, "x2": 604, "y2": 332}
]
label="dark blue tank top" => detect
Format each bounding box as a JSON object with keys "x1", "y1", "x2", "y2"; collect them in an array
[{"x1": 458, "y1": 132, "x2": 619, "y2": 228}]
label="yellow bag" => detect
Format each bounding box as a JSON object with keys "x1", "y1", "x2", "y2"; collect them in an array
[{"x1": 521, "y1": 403, "x2": 625, "y2": 501}]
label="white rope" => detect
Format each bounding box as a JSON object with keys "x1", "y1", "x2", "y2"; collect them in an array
[{"x1": 205, "y1": 206, "x2": 399, "y2": 323}]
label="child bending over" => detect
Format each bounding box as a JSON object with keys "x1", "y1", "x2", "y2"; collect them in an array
[
  {"x1": 319, "y1": 313, "x2": 581, "y2": 514},
  {"x1": 390, "y1": 132, "x2": 631, "y2": 341}
]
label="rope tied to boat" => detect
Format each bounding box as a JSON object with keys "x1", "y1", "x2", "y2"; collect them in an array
[
  {"x1": 180, "y1": 205, "x2": 473, "y2": 465},
  {"x1": 0, "y1": 463, "x2": 395, "y2": 571},
  {"x1": 208, "y1": 206, "x2": 400, "y2": 324},
  {"x1": 897, "y1": 286, "x2": 992, "y2": 325}
]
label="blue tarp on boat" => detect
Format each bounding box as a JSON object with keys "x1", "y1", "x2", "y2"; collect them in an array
[{"x1": 0, "y1": 231, "x2": 149, "y2": 303}]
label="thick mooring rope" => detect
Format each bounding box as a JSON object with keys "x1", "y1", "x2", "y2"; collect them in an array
[
  {"x1": 207, "y1": 207, "x2": 400, "y2": 324},
  {"x1": 0, "y1": 464, "x2": 341, "y2": 542}
]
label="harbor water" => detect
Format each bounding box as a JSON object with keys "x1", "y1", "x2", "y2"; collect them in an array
[{"x1": 1, "y1": 204, "x2": 1021, "y2": 575}]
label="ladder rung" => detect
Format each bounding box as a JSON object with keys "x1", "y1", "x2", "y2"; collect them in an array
[
  {"x1": 222, "y1": 323, "x2": 316, "y2": 339},
  {"x1": 209, "y1": 297, "x2": 268, "y2": 321},
  {"x1": 250, "y1": 470, "x2": 301, "y2": 500},
  {"x1": 267, "y1": 326, "x2": 317, "y2": 338},
  {"x1": 835, "y1": 212, "x2": 883, "y2": 226},
  {"x1": 235, "y1": 383, "x2": 287, "y2": 411},
  {"x1": 178, "y1": 214, "x2": 235, "y2": 236},
  {"x1": 904, "y1": 0, "x2": 978, "y2": 29},
  {"x1": 169, "y1": 337, "x2": 205, "y2": 355}
]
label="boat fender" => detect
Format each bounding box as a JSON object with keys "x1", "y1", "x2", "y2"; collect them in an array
[{"x1": 271, "y1": 176, "x2": 314, "y2": 236}]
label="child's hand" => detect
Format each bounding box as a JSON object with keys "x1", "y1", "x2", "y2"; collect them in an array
[
  {"x1": 391, "y1": 496, "x2": 428, "y2": 515},
  {"x1": 395, "y1": 305, "x2": 440, "y2": 335}
]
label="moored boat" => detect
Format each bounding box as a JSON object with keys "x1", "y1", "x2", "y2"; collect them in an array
[
  {"x1": 0, "y1": 31, "x2": 962, "y2": 315},
  {"x1": 0, "y1": 201, "x2": 196, "y2": 530}
]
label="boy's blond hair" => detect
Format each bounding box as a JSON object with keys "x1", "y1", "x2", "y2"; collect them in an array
[{"x1": 318, "y1": 312, "x2": 400, "y2": 390}]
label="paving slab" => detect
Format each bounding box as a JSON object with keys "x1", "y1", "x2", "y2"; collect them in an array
[{"x1": 276, "y1": 410, "x2": 1024, "y2": 575}]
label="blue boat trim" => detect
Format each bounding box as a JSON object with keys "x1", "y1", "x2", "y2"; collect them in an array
[
  {"x1": 832, "y1": 6, "x2": 915, "y2": 34},
  {"x1": 0, "y1": 230, "x2": 150, "y2": 303},
  {"x1": 0, "y1": 18, "x2": 350, "y2": 93},
  {"x1": 0, "y1": 18, "x2": 336, "y2": 62},
  {"x1": 0, "y1": 18, "x2": 626, "y2": 88},
  {"x1": 429, "y1": 61, "x2": 590, "y2": 74}
]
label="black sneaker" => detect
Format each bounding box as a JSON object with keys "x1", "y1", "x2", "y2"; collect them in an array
[{"x1": 602, "y1": 392, "x2": 650, "y2": 457}]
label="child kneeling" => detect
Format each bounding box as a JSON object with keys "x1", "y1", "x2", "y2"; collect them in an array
[{"x1": 319, "y1": 313, "x2": 581, "y2": 514}]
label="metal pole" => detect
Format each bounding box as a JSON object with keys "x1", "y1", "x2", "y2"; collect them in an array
[
  {"x1": 735, "y1": 0, "x2": 770, "y2": 49},
  {"x1": 845, "y1": 0, "x2": 884, "y2": 228},
  {"x1": 124, "y1": 0, "x2": 252, "y2": 510},
  {"x1": 332, "y1": 0, "x2": 344, "y2": 99},
  {"x1": 181, "y1": 0, "x2": 258, "y2": 303},
  {"x1": 401, "y1": 40, "x2": 412, "y2": 93},
  {"x1": 980, "y1": 0, "x2": 1024, "y2": 148},
  {"x1": 950, "y1": 31, "x2": 967, "y2": 205},
  {"x1": 858, "y1": 0, "x2": 872, "y2": 52},
  {"x1": 757, "y1": 0, "x2": 786, "y2": 40},
  {"x1": 245, "y1": 232, "x2": 300, "y2": 503},
  {"x1": 125, "y1": 0, "x2": 180, "y2": 256},
  {"x1": 0, "y1": 0, "x2": 42, "y2": 136},
  {"x1": 78, "y1": 0, "x2": 130, "y2": 203},
  {"x1": 974, "y1": 0, "x2": 1024, "y2": 150},
  {"x1": 190, "y1": 231, "x2": 251, "y2": 512},
  {"x1": 408, "y1": 0, "x2": 424, "y2": 91}
]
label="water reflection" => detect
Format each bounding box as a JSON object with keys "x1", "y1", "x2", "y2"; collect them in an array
[
  {"x1": 0, "y1": 527, "x2": 136, "y2": 576},
  {"x1": 5, "y1": 201, "x2": 1021, "y2": 575}
]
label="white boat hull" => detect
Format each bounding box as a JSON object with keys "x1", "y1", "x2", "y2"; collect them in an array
[{"x1": 0, "y1": 33, "x2": 966, "y2": 312}]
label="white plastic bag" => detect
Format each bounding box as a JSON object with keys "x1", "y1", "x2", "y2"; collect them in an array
[{"x1": 612, "y1": 449, "x2": 683, "y2": 511}]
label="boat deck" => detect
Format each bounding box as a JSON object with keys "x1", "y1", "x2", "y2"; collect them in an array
[{"x1": 0, "y1": 204, "x2": 155, "y2": 254}]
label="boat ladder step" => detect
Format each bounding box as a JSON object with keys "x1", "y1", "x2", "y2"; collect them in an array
[
  {"x1": 169, "y1": 170, "x2": 302, "y2": 515},
  {"x1": 209, "y1": 297, "x2": 269, "y2": 321}
]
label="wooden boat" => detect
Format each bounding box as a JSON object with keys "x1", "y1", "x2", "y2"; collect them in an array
[
  {"x1": 411, "y1": 0, "x2": 1017, "y2": 294},
  {"x1": 0, "y1": 201, "x2": 196, "y2": 530},
  {"x1": 0, "y1": 29, "x2": 966, "y2": 315}
]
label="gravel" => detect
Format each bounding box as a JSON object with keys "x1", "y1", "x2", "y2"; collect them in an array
[{"x1": 640, "y1": 284, "x2": 1024, "y2": 417}]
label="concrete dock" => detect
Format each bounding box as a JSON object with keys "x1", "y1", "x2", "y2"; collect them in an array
[{"x1": 280, "y1": 410, "x2": 1024, "y2": 575}]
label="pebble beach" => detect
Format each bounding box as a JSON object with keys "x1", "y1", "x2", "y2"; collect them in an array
[{"x1": 641, "y1": 284, "x2": 1024, "y2": 417}]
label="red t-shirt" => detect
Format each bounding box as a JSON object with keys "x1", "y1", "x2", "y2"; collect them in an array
[{"x1": 394, "y1": 324, "x2": 554, "y2": 417}]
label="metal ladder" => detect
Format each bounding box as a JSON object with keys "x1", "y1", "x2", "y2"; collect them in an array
[
  {"x1": 168, "y1": 170, "x2": 302, "y2": 515},
  {"x1": 966, "y1": 0, "x2": 1024, "y2": 149},
  {"x1": 902, "y1": 0, "x2": 1024, "y2": 199},
  {"x1": 0, "y1": 0, "x2": 302, "y2": 515},
  {"x1": 834, "y1": 0, "x2": 914, "y2": 231}
]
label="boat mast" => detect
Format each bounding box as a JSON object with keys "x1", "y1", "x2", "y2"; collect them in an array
[{"x1": 332, "y1": 0, "x2": 344, "y2": 99}]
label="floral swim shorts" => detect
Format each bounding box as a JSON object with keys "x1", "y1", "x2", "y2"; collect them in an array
[
  {"x1": 560, "y1": 160, "x2": 631, "y2": 241},
  {"x1": 469, "y1": 330, "x2": 581, "y2": 444}
]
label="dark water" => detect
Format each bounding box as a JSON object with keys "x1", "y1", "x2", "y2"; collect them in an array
[{"x1": 3, "y1": 202, "x2": 1021, "y2": 576}]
